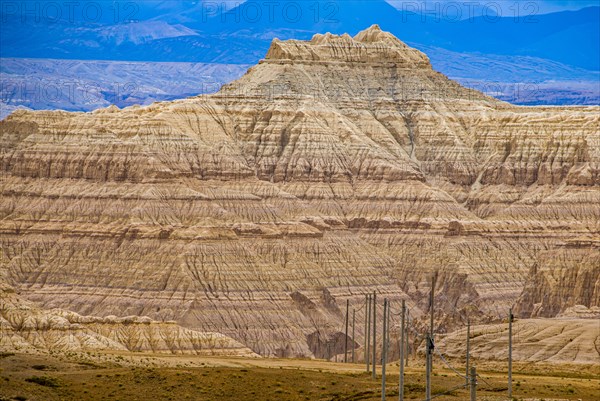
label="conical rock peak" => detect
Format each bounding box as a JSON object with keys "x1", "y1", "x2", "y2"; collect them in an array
[{"x1": 265, "y1": 25, "x2": 431, "y2": 66}]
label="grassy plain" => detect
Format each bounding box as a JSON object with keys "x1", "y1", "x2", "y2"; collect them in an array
[{"x1": 1, "y1": 351, "x2": 598, "y2": 401}]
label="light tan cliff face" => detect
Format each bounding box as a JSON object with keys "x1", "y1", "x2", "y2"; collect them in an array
[
  {"x1": 0, "y1": 283, "x2": 256, "y2": 356},
  {"x1": 440, "y1": 318, "x2": 600, "y2": 364},
  {"x1": 1, "y1": 25, "x2": 599, "y2": 358}
]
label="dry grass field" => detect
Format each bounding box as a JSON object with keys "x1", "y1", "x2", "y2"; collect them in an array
[{"x1": 1, "y1": 351, "x2": 598, "y2": 401}]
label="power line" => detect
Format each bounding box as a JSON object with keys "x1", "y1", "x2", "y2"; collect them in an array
[{"x1": 434, "y1": 346, "x2": 467, "y2": 380}]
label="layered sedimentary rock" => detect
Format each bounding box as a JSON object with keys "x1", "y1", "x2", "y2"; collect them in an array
[
  {"x1": 515, "y1": 243, "x2": 600, "y2": 318},
  {"x1": 0, "y1": 283, "x2": 255, "y2": 356},
  {"x1": 440, "y1": 318, "x2": 600, "y2": 364},
  {"x1": 1, "y1": 25, "x2": 599, "y2": 358}
]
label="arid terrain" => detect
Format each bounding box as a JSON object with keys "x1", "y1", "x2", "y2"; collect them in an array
[
  {"x1": 1, "y1": 351, "x2": 599, "y2": 401},
  {"x1": 1, "y1": 24, "x2": 599, "y2": 386}
]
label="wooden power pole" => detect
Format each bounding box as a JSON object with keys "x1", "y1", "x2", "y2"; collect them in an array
[
  {"x1": 426, "y1": 275, "x2": 435, "y2": 401},
  {"x1": 372, "y1": 291, "x2": 377, "y2": 379},
  {"x1": 381, "y1": 299, "x2": 388, "y2": 400},
  {"x1": 508, "y1": 308, "x2": 513, "y2": 399},
  {"x1": 470, "y1": 366, "x2": 477, "y2": 401},
  {"x1": 366, "y1": 294, "x2": 371, "y2": 372},
  {"x1": 399, "y1": 299, "x2": 405, "y2": 401},
  {"x1": 466, "y1": 319, "x2": 470, "y2": 389},
  {"x1": 352, "y1": 308, "x2": 356, "y2": 363},
  {"x1": 405, "y1": 308, "x2": 410, "y2": 367},
  {"x1": 344, "y1": 299, "x2": 349, "y2": 363}
]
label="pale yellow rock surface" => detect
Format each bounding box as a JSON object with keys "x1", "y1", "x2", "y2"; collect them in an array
[
  {"x1": 0, "y1": 282, "x2": 256, "y2": 356},
  {"x1": 439, "y1": 318, "x2": 600, "y2": 364},
  {"x1": 1, "y1": 25, "x2": 598, "y2": 359}
]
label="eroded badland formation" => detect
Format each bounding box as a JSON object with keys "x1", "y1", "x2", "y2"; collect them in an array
[{"x1": 1, "y1": 26, "x2": 599, "y2": 364}]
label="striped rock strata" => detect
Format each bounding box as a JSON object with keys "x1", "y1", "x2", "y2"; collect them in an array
[{"x1": 1, "y1": 25, "x2": 598, "y2": 358}]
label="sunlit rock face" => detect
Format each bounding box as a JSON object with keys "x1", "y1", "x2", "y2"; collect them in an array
[{"x1": 1, "y1": 25, "x2": 598, "y2": 358}]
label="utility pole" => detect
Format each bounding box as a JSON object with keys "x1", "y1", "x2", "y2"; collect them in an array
[
  {"x1": 352, "y1": 308, "x2": 356, "y2": 363},
  {"x1": 508, "y1": 308, "x2": 513, "y2": 399},
  {"x1": 399, "y1": 300, "x2": 405, "y2": 401},
  {"x1": 426, "y1": 275, "x2": 435, "y2": 401},
  {"x1": 425, "y1": 339, "x2": 432, "y2": 400},
  {"x1": 372, "y1": 291, "x2": 377, "y2": 379},
  {"x1": 470, "y1": 366, "x2": 477, "y2": 401},
  {"x1": 381, "y1": 299, "x2": 388, "y2": 400},
  {"x1": 387, "y1": 302, "x2": 391, "y2": 358},
  {"x1": 430, "y1": 275, "x2": 435, "y2": 336},
  {"x1": 466, "y1": 319, "x2": 470, "y2": 389},
  {"x1": 366, "y1": 294, "x2": 371, "y2": 372},
  {"x1": 405, "y1": 308, "x2": 409, "y2": 367},
  {"x1": 344, "y1": 299, "x2": 349, "y2": 363}
]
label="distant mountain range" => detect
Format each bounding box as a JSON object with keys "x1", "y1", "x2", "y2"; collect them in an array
[
  {"x1": 0, "y1": 58, "x2": 251, "y2": 118},
  {"x1": 2, "y1": 1, "x2": 598, "y2": 68},
  {"x1": 1, "y1": 1, "x2": 598, "y2": 115}
]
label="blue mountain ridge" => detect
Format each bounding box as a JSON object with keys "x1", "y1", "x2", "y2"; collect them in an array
[
  {"x1": 1, "y1": 1, "x2": 598, "y2": 113},
  {"x1": 1, "y1": 1, "x2": 598, "y2": 70}
]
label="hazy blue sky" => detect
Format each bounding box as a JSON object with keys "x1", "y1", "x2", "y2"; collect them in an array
[
  {"x1": 166, "y1": 1, "x2": 600, "y2": 14},
  {"x1": 386, "y1": 0, "x2": 599, "y2": 16},
  {"x1": 215, "y1": 1, "x2": 600, "y2": 20}
]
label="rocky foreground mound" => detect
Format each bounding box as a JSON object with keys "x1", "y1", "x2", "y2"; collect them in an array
[{"x1": 1, "y1": 26, "x2": 598, "y2": 361}]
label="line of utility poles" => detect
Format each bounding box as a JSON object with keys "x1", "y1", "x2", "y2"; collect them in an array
[
  {"x1": 340, "y1": 300, "x2": 357, "y2": 364},
  {"x1": 341, "y1": 285, "x2": 517, "y2": 401}
]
